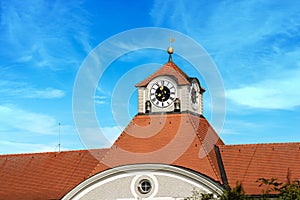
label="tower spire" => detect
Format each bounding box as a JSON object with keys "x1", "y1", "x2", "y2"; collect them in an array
[{"x1": 167, "y1": 36, "x2": 174, "y2": 62}]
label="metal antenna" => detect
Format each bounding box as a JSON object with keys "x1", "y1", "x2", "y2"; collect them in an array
[{"x1": 58, "y1": 122, "x2": 61, "y2": 152}]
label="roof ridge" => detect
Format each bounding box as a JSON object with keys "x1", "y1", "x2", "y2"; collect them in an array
[
  {"x1": 0, "y1": 149, "x2": 94, "y2": 157},
  {"x1": 89, "y1": 149, "x2": 111, "y2": 176},
  {"x1": 88, "y1": 126, "x2": 128, "y2": 177},
  {"x1": 167, "y1": 61, "x2": 190, "y2": 79},
  {"x1": 219, "y1": 142, "x2": 300, "y2": 148},
  {"x1": 187, "y1": 113, "x2": 222, "y2": 182},
  {"x1": 0, "y1": 148, "x2": 112, "y2": 158}
]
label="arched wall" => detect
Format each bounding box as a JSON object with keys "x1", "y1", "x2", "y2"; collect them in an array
[{"x1": 62, "y1": 164, "x2": 224, "y2": 200}]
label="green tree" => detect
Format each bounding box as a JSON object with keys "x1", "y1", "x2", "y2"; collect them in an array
[
  {"x1": 279, "y1": 180, "x2": 300, "y2": 200},
  {"x1": 186, "y1": 178, "x2": 300, "y2": 200},
  {"x1": 220, "y1": 182, "x2": 250, "y2": 200},
  {"x1": 184, "y1": 188, "x2": 215, "y2": 200},
  {"x1": 185, "y1": 182, "x2": 250, "y2": 200},
  {"x1": 256, "y1": 177, "x2": 282, "y2": 199},
  {"x1": 257, "y1": 178, "x2": 300, "y2": 200}
]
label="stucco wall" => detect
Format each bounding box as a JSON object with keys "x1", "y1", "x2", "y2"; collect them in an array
[{"x1": 63, "y1": 164, "x2": 223, "y2": 200}]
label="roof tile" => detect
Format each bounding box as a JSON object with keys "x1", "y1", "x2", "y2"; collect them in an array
[
  {"x1": 218, "y1": 143, "x2": 300, "y2": 195},
  {"x1": 0, "y1": 149, "x2": 108, "y2": 200},
  {"x1": 92, "y1": 113, "x2": 224, "y2": 184}
]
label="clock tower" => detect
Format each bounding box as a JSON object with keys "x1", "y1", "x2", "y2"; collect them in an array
[
  {"x1": 62, "y1": 45, "x2": 226, "y2": 200},
  {"x1": 135, "y1": 47, "x2": 205, "y2": 115}
]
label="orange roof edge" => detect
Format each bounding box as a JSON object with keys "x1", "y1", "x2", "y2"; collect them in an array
[
  {"x1": 135, "y1": 61, "x2": 191, "y2": 87},
  {"x1": 0, "y1": 148, "x2": 110, "y2": 157}
]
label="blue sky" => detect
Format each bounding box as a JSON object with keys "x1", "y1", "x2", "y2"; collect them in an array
[{"x1": 1, "y1": 0, "x2": 300, "y2": 154}]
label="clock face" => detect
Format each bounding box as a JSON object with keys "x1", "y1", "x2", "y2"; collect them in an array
[
  {"x1": 190, "y1": 83, "x2": 199, "y2": 110},
  {"x1": 150, "y1": 80, "x2": 176, "y2": 108}
]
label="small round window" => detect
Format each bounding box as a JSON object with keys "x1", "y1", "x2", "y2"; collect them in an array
[{"x1": 138, "y1": 179, "x2": 152, "y2": 194}]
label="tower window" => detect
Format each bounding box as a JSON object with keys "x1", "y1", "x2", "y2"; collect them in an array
[{"x1": 145, "y1": 100, "x2": 152, "y2": 113}]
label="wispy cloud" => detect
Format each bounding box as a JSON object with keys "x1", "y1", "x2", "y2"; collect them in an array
[
  {"x1": 95, "y1": 87, "x2": 111, "y2": 105},
  {"x1": 151, "y1": 0, "x2": 300, "y2": 46},
  {"x1": 77, "y1": 126, "x2": 122, "y2": 149},
  {"x1": 0, "y1": 1, "x2": 91, "y2": 69},
  {"x1": 0, "y1": 80, "x2": 64, "y2": 99},
  {"x1": 150, "y1": 0, "x2": 300, "y2": 110},
  {"x1": 150, "y1": 0, "x2": 300, "y2": 81},
  {"x1": 94, "y1": 95, "x2": 108, "y2": 105},
  {"x1": 226, "y1": 67, "x2": 300, "y2": 110},
  {"x1": 0, "y1": 141, "x2": 59, "y2": 154},
  {"x1": 0, "y1": 105, "x2": 58, "y2": 135},
  {"x1": 25, "y1": 87, "x2": 65, "y2": 99}
]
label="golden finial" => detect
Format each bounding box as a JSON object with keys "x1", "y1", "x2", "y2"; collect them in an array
[
  {"x1": 167, "y1": 35, "x2": 174, "y2": 62},
  {"x1": 167, "y1": 46, "x2": 174, "y2": 54}
]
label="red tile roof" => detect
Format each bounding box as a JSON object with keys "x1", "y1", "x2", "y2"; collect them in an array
[
  {"x1": 218, "y1": 143, "x2": 300, "y2": 195},
  {"x1": 0, "y1": 149, "x2": 108, "y2": 200},
  {"x1": 1, "y1": 114, "x2": 300, "y2": 198},
  {"x1": 135, "y1": 61, "x2": 191, "y2": 87},
  {"x1": 92, "y1": 113, "x2": 225, "y2": 184}
]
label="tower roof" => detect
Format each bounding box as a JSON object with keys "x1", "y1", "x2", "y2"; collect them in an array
[
  {"x1": 91, "y1": 113, "x2": 225, "y2": 184},
  {"x1": 135, "y1": 61, "x2": 191, "y2": 87}
]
